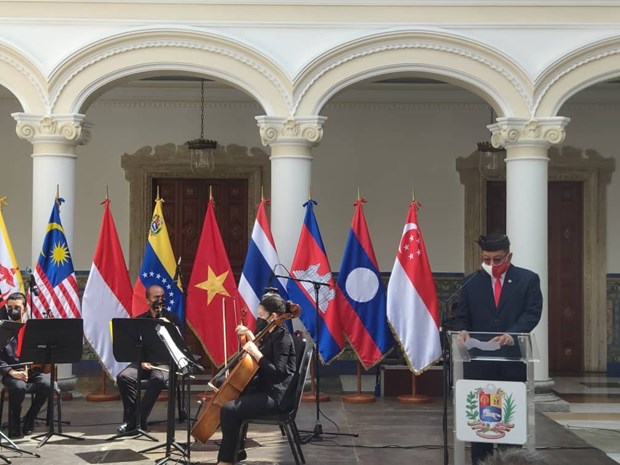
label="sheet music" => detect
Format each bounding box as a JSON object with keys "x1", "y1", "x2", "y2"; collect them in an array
[{"x1": 465, "y1": 338, "x2": 501, "y2": 352}]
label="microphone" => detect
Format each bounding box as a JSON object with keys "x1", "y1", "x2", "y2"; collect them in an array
[{"x1": 25, "y1": 267, "x2": 40, "y2": 296}]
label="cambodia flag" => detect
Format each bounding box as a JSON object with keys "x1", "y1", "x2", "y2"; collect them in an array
[
  {"x1": 287, "y1": 200, "x2": 344, "y2": 364},
  {"x1": 238, "y1": 200, "x2": 288, "y2": 330},
  {"x1": 336, "y1": 200, "x2": 393, "y2": 369},
  {"x1": 387, "y1": 201, "x2": 441, "y2": 374}
]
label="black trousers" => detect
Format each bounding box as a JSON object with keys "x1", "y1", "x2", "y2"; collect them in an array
[
  {"x1": 3, "y1": 371, "x2": 51, "y2": 434},
  {"x1": 117, "y1": 363, "x2": 167, "y2": 427},
  {"x1": 465, "y1": 361, "x2": 526, "y2": 465},
  {"x1": 218, "y1": 391, "x2": 278, "y2": 463}
]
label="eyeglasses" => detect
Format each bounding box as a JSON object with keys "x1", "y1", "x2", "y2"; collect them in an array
[{"x1": 482, "y1": 255, "x2": 508, "y2": 265}]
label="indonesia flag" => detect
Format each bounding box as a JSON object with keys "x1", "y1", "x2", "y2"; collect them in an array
[
  {"x1": 336, "y1": 199, "x2": 393, "y2": 369},
  {"x1": 387, "y1": 201, "x2": 441, "y2": 374},
  {"x1": 238, "y1": 200, "x2": 287, "y2": 329},
  {"x1": 287, "y1": 200, "x2": 344, "y2": 364},
  {"x1": 82, "y1": 199, "x2": 132, "y2": 380}
]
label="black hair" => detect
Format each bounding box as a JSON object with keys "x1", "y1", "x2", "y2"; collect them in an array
[
  {"x1": 7, "y1": 292, "x2": 26, "y2": 307},
  {"x1": 259, "y1": 292, "x2": 292, "y2": 315}
]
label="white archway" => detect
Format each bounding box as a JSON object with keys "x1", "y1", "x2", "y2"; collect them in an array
[
  {"x1": 293, "y1": 30, "x2": 534, "y2": 118},
  {"x1": 47, "y1": 28, "x2": 293, "y2": 116},
  {"x1": 0, "y1": 41, "x2": 48, "y2": 113}
]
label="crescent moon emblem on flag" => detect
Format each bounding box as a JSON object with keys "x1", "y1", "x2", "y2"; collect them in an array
[{"x1": 398, "y1": 223, "x2": 418, "y2": 253}]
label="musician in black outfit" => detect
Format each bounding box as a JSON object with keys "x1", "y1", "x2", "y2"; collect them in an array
[
  {"x1": 116, "y1": 284, "x2": 182, "y2": 434},
  {"x1": 0, "y1": 292, "x2": 51, "y2": 438},
  {"x1": 217, "y1": 293, "x2": 297, "y2": 465}
]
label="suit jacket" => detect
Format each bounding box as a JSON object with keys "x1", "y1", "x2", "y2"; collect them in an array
[
  {"x1": 452, "y1": 264, "x2": 542, "y2": 381},
  {"x1": 254, "y1": 326, "x2": 296, "y2": 408},
  {"x1": 452, "y1": 264, "x2": 542, "y2": 335}
]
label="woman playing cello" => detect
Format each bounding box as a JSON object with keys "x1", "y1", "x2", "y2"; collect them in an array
[{"x1": 217, "y1": 292, "x2": 297, "y2": 465}]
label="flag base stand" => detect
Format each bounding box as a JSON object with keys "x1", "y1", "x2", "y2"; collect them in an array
[
  {"x1": 301, "y1": 354, "x2": 330, "y2": 402},
  {"x1": 343, "y1": 361, "x2": 375, "y2": 404},
  {"x1": 86, "y1": 372, "x2": 120, "y2": 402},
  {"x1": 398, "y1": 372, "x2": 432, "y2": 404}
]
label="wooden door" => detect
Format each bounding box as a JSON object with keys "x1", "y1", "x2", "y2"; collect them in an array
[
  {"x1": 486, "y1": 181, "x2": 584, "y2": 372},
  {"x1": 153, "y1": 178, "x2": 249, "y2": 367}
]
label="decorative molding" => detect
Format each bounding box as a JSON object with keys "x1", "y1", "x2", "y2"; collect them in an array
[
  {"x1": 93, "y1": 99, "x2": 261, "y2": 110},
  {"x1": 456, "y1": 145, "x2": 615, "y2": 371},
  {"x1": 490, "y1": 117, "x2": 570, "y2": 150},
  {"x1": 256, "y1": 116, "x2": 327, "y2": 146},
  {"x1": 121, "y1": 142, "x2": 270, "y2": 279},
  {"x1": 12, "y1": 112, "x2": 92, "y2": 146},
  {"x1": 0, "y1": 50, "x2": 49, "y2": 110},
  {"x1": 50, "y1": 35, "x2": 292, "y2": 114},
  {"x1": 294, "y1": 34, "x2": 531, "y2": 115}
]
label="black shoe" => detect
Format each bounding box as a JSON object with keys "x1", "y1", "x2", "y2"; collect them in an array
[
  {"x1": 237, "y1": 449, "x2": 247, "y2": 461},
  {"x1": 116, "y1": 422, "x2": 136, "y2": 434},
  {"x1": 8, "y1": 430, "x2": 23, "y2": 439},
  {"x1": 22, "y1": 416, "x2": 34, "y2": 436}
]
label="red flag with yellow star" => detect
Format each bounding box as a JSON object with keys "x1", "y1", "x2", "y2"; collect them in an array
[{"x1": 186, "y1": 198, "x2": 241, "y2": 367}]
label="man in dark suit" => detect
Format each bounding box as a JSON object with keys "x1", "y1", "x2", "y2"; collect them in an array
[{"x1": 452, "y1": 233, "x2": 542, "y2": 465}]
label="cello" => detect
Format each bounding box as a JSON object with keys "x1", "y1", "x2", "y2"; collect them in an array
[{"x1": 191, "y1": 302, "x2": 300, "y2": 443}]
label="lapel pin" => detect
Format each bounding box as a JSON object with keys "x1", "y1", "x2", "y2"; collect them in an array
[{"x1": 508, "y1": 279, "x2": 512, "y2": 284}]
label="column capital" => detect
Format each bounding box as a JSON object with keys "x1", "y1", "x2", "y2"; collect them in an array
[
  {"x1": 490, "y1": 117, "x2": 570, "y2": 151},
  {"x1": 255, "y1": 116, "x2": 327, "y2": 147},
  {"x1": 12, "y1": 113, "x2": 92, "y2": 146}
]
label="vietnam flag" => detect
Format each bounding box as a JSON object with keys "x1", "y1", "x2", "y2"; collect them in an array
[
  {"x1": 82, "y1": 199, "x2": 132, "y2": 381},
  {"x1": 287, "y1": 200, "x2": 344, "y2": 364},
  {"x1": 386, "y1": 201, "x2": 441, "y2": 374},
  {"x1": 336, "y1": 199, "x2": 393, "y2": 369},
  {"x1": 186, "y1": 198, "x2": 241, "y2": 367}
]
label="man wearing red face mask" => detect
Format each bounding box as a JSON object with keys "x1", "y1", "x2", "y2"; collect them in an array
[{"x1": 452, "y1": 233, "x2": 542, "y2": 465}]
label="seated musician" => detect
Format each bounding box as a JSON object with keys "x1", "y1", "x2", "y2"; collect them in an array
[
  {"x1": 116, "y1": 284, "x2": 182, "y2": 434},
  {"x1": 0, "y1": 292, "x2": 51, "y2": 438},
  {"x1": 217, "y1": 292, "x2": 297, "y2": 465}
]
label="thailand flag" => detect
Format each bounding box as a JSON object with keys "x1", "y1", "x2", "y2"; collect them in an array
[
  {"x1": 336, "y1": 199, "x2": 393, "y2": 369},
  {"x1": 387, "y1": 201, "x2": 441, "y2": 374},
  {"x1": 287, "y1": 200, "x2": 344, "y2": 364},
  {"x1": 238, "y1": 200, "x2": 288, "y2": 330}
]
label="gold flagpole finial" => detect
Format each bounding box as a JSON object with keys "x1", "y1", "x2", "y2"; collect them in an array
[
  {"x1": 0, "y1": 197, "x2": 7, "y2": 211},
  {"x1": 412, "y1": 187, "x2": 416, "y2": 202},
  {"x1": 308, "y1": 187, "x2": 312, "y2": 201},
  {"x1": 156, "y1": 186, "x2": 161, "y2": 202},
  {"x1": 209, "y1": 185, "x2": 214, "y2": 202},
  {"x1": 260, "y1": 186, "x2": 264, "y2": 203},
  {"x1": 357, "y1": 187, "x2": 361, "y2": 202},
  {"x1": 106, "y1": 185, "x2": 109, "y2": 201}
]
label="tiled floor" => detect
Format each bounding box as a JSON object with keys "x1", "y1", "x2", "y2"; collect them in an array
[
  {"x1": 0, "y1": 373, "x2": 617, "y2": 464},
  {"x1": 547, "y1": 374, "x2": 620, "y2": 464}
]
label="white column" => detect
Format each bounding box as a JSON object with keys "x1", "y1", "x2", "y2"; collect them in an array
[
  {"x1": 490, "y1": 117, "x2": 569, "y2": 407},
  {"x1": 12, "y1": 112, "x2": 92, "y2": 394},
  {"x1": 256, "y1": 116, "x2": 327, "y2": 268}
]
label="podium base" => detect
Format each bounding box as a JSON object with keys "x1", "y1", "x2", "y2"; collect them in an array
[
  {"x1": 342, "y1": 393, "x2": 376, "y2": 404},
  {"x1": 397, "y1": 394, "x2": 432, "y2": 404},
  {"x1": 302, "y1": 391, "x2": 329, "y2": 402}
]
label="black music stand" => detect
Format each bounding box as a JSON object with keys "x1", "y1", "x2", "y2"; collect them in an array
[
  {"x1": 20, "y1": 318, "x2": 84, "y2": 448},
  {"x1": 0, "y1": 320, "x2": 41, "y2": 462},
  {"x1": 107, "y1": 318, "x2": 170, "y2": 443},
  {"x1": 140, "y1": 321, "x2": 202, "y2": 465}
]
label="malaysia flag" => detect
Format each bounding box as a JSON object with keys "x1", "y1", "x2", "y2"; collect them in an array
[
  {"x1": 336, "y1": 199, "x2": 393, "y2": 369},
  {"x1": 238, "y1": 200, "x2": 287, "y2": 330},
  {"x1": 287, "y1": 200, "x2": 344, "y2": 364},
  {"x1": 387, "y1": 201, "x2": 441, "y2": 374}
]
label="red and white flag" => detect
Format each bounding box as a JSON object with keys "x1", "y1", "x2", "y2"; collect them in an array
[
  {"x1": 387, "y1": 201, "x2": 441, "y2": 374},
  {"x1": 82, "y1": 199, "x2": 132, "y2": 381}
]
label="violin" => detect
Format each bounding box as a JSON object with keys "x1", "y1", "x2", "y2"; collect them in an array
[{"x1": 191, "y1": 302, "x2": 301, "y2": 443}]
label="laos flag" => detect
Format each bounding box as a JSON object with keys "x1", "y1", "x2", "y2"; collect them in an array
[
  {"x1": 287, "y1": 200, "x2": 344, "y2": 364},
  {"x1": 336, "y1": 199, "x2": 393, "y2": 369}
]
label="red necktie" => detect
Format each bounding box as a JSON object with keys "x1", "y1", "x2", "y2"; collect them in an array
[{"x1": 494, "y1": 277, "x2": 502, "y2": 307}]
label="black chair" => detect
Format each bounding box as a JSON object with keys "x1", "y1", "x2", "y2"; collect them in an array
[
  {"x1": 140, "y1": 371, "x2": 188, "y2": 425},
  {"x1": 234, "y1": 334, "x2": 314, "y2": 465},
  {"x1": 0, "y1": 382, "x2": 63, "y2": 432}
]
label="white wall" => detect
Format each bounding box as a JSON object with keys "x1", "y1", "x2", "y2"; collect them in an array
[{"x1": 1, "y1": 86, "x2": 619, "y2": 275}]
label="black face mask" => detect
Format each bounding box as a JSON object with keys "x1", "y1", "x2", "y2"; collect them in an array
[
  {"x1": 255, "y1": 318, "x2": 269, "y2": 333},
  {"x1": 8, "y1": 308, "x2": 21, "y2": 321}
]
